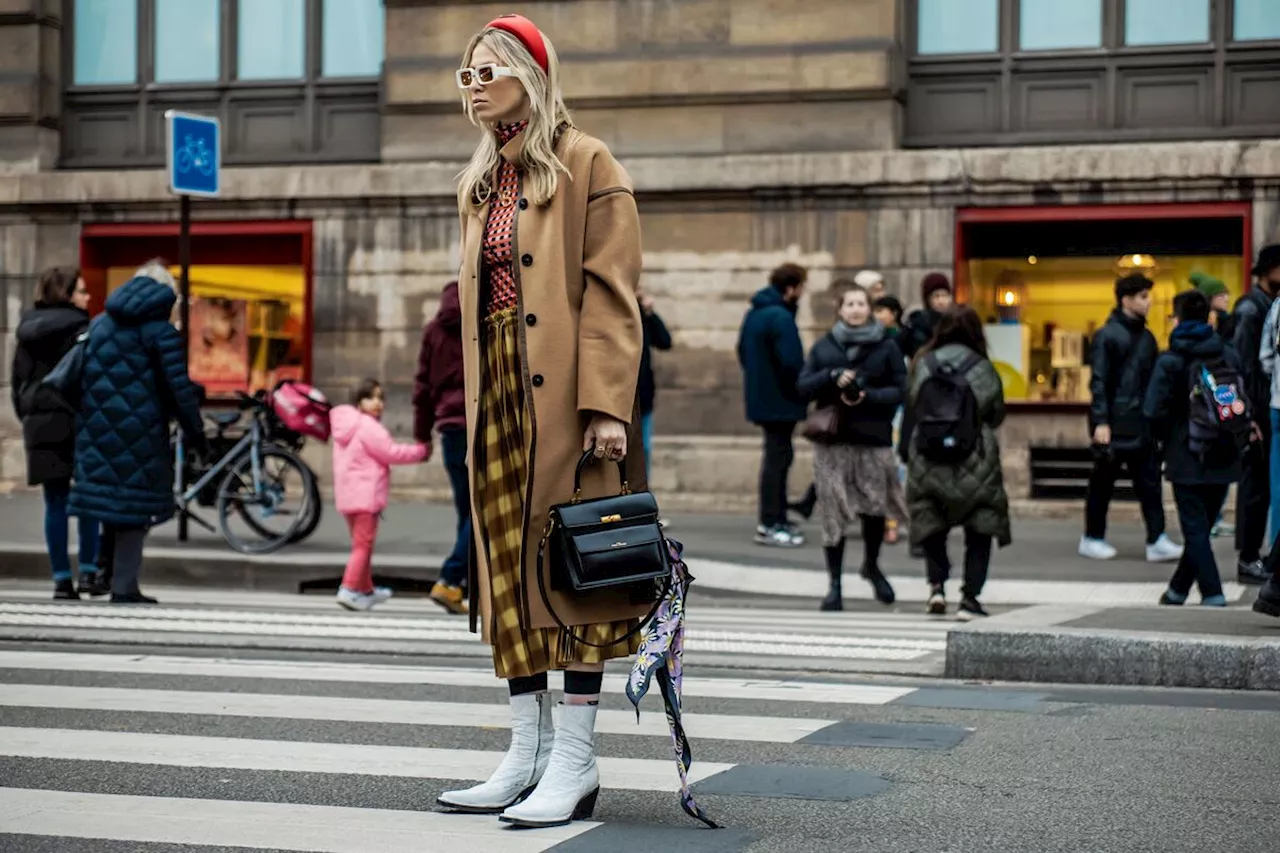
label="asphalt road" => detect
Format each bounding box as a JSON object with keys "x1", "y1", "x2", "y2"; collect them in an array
[{"x1": 0, "y1": 638, "x2": 1276, "y2": 853}]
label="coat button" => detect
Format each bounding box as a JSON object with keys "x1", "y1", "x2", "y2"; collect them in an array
[
  {"x1": 525, "y1": 313, "x2": 537, "y2": 326},
  {"x1": 521, "y1": 253, "x2": 533, "y2": 267},
  {"x1": 531, "y1": 374, "x2": 544, "y2": 387},
  {"x1": 518, "y1": 198, "x2": 528, "y2": 210}
]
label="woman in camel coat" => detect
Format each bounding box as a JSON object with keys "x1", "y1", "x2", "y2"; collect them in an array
[{"x1": 436, "y1": 14, "x2": 649, "y2": 830}]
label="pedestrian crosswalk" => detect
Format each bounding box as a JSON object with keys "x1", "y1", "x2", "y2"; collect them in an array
[
  {"x1": 0, "y1": 648, "x2": 972, "y2": 852},
  {"x1": 0, "y1": 588, "x2": 954, "y2": 672}
]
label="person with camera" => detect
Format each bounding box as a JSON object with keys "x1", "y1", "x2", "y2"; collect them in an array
[{"x1": 797, "y1": 281, "x2": 904, "y2": 611}]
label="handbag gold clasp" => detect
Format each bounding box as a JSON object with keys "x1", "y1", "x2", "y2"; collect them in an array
[{"x1": 600, "y1": 513, "x2": 622, "y2": 523}]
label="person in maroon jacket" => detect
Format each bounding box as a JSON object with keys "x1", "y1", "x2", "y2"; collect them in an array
[{"x1": 413, "y1": 280, "x2": 469, "y2": 614}]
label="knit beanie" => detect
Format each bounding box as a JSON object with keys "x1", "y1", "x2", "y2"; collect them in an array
[
  {"x1": 921, "y1": 272, "x2": 952, "y2": 303},
  {"x1": 1189, "y1": 271, "x2": 1227, "y2": 299}
]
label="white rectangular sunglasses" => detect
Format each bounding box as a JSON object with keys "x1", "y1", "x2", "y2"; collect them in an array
[{"x1": 456, "y1": 63, "x2": 517, "y2": 88}]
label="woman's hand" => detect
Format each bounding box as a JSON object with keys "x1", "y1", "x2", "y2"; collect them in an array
[
  {"x1": 836, "y1": 369, "x2": 857, "y2": 389},
  {"x1": 842, "y1": 391, "x2": 866, "y2": 407},
  {"x1": 584, "y1": 413, "x2": 628, "y2": 461}
]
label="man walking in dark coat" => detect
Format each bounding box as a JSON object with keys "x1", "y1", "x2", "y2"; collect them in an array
[
  {"x1": 1079, "y1": 274, "x2": 1182, "y2": 563},
  {"x1": 737, "y1": 263, "x2": 808, "y2": 547},
  {"x1": 413, "y1": 281, "x2": 469, "y2": 615},
  {"x1": 1229, "y1": 246, "x2": 1280, "y2": 583}
]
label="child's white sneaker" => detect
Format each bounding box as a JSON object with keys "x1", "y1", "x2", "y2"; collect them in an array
[
  {"x1": 336, "y1": 587, "x2": 377, "y2": 611},
  {"x1": 372, "y1": 586, "x2": 394, "y2": 603}
]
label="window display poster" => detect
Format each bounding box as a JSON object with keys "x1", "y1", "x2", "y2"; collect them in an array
[{"x1": 189, "y1": 296, "x2": 250, "y2": 395}]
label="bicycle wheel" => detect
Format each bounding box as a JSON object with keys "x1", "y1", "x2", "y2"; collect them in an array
[
  {"x1": 216, "y1": 444, "x2": 316, "y2": 554},
  {"x1": 289, "y1": 476, "x2": 323, "y2": 544},
  {"x1": 239, "y1": 462, "x2": 322, "y2": 545}
]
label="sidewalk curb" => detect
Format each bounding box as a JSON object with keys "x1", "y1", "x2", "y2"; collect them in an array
[
  {"x1": 945, "y1": 605, "x2": 1280, "y2": 690},
  {"x1": 0, "y1": 545, "x2": 445, "y2": 593}
]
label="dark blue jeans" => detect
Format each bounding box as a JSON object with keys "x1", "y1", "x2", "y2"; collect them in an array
[
  {"x1": 42, "y1": 480, "x2": 100, "y2": 582},
  {"x1": 440, "y1": 428, "x2": 471, "y2": 588},
  {"x1": 1169, "y1": 483, "x2": 1230, "y2": 599}
]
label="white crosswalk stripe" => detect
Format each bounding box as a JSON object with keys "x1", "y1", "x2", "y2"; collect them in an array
[
  {"x1": 0, "y1": 647, "x2": 932, "y2": 851},
  {"x1": 0, "y1": 595, "x2": 952, "y2": 666}
]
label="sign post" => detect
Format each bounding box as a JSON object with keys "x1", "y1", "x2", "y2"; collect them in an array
[{"x1": 165, "y1": 110, "x2": 221, "y2": 541}]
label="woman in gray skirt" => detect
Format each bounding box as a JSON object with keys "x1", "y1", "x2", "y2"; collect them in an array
[{"x1": 798, "y1": 281, "x2": 907, "y2": 611}]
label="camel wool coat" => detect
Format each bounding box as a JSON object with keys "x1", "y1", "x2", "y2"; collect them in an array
[{"x1": 459, "y1": 125, "x2": 652, "y2": 641}]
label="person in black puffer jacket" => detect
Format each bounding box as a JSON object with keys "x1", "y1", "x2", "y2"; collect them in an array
[
  {"x1": 68, "y1": 261, "x2": 207, "y2": 605},
  {"x1": 1145, "y1": 290, "x2": 1251, "y2": 607},
  {"x1": 1080, "y1": 274, "x2": 1181, "y2": 564},
  {"x1": 10, "y1": 267, "x2": 104, "y2": 600},
  {"x1": 797, "y1": 281, "x2": 906, "y2": 611}
]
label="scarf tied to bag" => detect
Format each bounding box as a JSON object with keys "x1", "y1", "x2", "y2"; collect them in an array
[{"x1": 626, "y1": 537, "x2": 720, "y2": 828}]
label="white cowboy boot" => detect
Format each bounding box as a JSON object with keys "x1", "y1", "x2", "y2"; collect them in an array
[
  {"x1": 499, "y1": 702, "x2": 600, "y2": 828},
  {"x1": 437, "y1": 691, "x2": 554, "y2": 813}
]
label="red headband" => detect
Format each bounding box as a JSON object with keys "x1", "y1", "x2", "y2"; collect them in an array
[{"x1": 485, "y1": 14, "x2": 548, "y2": 75}]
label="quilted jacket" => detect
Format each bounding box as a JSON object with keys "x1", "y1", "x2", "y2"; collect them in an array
[
  {"x1": 69, "y1": 276, "x2": 205, "y2": 528},
  {"x1": 905, "y1": 343, "x2": 1012, "y2": 548}
]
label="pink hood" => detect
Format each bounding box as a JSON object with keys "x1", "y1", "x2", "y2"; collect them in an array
[{"x1": 329, "y1": 405, "x2": 427, "y2": 515}]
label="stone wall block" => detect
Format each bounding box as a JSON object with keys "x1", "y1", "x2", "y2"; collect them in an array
[
  {"x1": 1254, "y1": 198, "x2": 1280, "y2": 252},
  {"x1": 617, "y1": 0, "x2": 730, "y2": 46},
  {"x1": 729, "y1": 0, "x2": 895, "y2": 44},
  {"x1": 35, "y1": 221, "x2": 80, "y2": 267}
]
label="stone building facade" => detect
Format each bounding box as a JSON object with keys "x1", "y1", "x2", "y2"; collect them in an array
[{"x1": 2, "y1": 0, "x2": 1279, "y2": 512}]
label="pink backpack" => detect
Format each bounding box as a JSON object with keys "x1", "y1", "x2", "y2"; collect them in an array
[{"x1": 271, "y1": 381, "x2": 332, "y2": 442}]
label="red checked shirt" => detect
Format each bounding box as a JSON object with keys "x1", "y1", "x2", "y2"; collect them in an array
[{"x1": 483, "y1": 120, "x2": 527, "y2": 315}]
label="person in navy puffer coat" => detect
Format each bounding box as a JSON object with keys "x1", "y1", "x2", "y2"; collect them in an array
[{"x1": 69, "y1": 261, "x2": 207, "y2": 604}]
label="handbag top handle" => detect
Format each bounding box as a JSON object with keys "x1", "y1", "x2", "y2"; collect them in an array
[{"x1": 572, "y1": 447, "x2": 629, "y2": 503}]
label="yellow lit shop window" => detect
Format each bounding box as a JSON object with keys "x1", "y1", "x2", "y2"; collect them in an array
[
  {"x1": 967, "y1": 255, "x2": 1241, "y2": 403},
  {"x1": 107, "y1": 265, "x2": 307, "y2": 397}
]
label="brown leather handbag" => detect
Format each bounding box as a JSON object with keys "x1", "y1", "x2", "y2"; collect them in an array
[{"x1": 802, "y1": 404, "x2": 841, "y2": 443}]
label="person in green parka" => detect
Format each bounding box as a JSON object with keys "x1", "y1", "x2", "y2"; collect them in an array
[{"x1": 906, "y1": 305, "x2": 1011, "y2": 620}]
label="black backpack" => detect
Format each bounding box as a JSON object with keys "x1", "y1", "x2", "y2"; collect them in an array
[
  {"x1": 914, "y1": 351, "x2": 982, "y2": 464},
  {"x1": 1186, "y1": 357, "x2": 1252, "y2": 458}
]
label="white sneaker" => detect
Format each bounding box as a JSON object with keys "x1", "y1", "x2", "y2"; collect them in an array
[
  {"x1": 336, "y1": 587, "x2": 377, "y2": 611},
  {"x1": 1146, "y1": 534, "x2": 1184, "y2": 563},
  {"x1": 1078, "y1": 537, "x2": 1117, "y2": 561},
  {"x1": 372, "y1": 586, "x2": 394, "y2": 603},
  {"x1": 755, "y1": 524, "x2": 803, "y2": 548}
]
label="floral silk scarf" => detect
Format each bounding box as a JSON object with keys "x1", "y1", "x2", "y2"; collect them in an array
[{"x1": 625, "y1": 537, "x2": 720, "y2": 828}]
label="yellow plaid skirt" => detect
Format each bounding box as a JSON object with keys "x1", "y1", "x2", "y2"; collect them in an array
[{"x1": 477, "y1": 308, "x2": 638, "y2": 679}]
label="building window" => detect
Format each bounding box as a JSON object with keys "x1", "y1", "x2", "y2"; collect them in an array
[
  {"x1": 916, "y1": 0, "x2": 998, "y2": 55},
  {"x1": 155, "y1": 0, "x2": 219, "y2": 83},
  {"x1": 1235, "y1": 0, "x2": 1280, "y2": 41},
  {"x1": 237, "y1": 0, "x2": 306, "y2": 80},
  {"x1": 63, "y1": 0, "x2": 382, "y2": 168},
  {"x1": 1020, "y1": 0, "x2": 1103, "y2": 51},
  {"x1": 322, "y1": 0, "x2": 385, "y2": 78},
  {"x1": 73, "y1": 0, "x2": 137, "y2": 85},
  {"x1": 907, "y1": 0, "x2": 1280, "y2": 146},
  {"x1": 1124, "y1": 0, "x2": 1210, "y2": 46}
]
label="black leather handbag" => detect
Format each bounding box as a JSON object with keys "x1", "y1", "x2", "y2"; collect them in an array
[{"x1": 536, "y1": 448, "x2": 672, "y2": 648}]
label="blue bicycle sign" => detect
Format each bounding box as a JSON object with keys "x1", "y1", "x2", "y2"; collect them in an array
[
  {"x1": 176, "y1": 135, "x2": 215, "y2": 177},
  {"x1": 165, "y1": 110, "x2": 220, "y2": 197}
]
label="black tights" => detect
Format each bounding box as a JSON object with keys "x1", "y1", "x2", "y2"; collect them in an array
[
  {"x1": 827, "y1": 515, "x2": 887, "y2": 572},
  {"x1": 507, "y1": 670, "x2": 604, "y2": 697}
]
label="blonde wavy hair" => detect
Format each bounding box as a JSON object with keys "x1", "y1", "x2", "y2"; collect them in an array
[{"x1": 456, "y1": 28, "x2": 573, "y2": 215}]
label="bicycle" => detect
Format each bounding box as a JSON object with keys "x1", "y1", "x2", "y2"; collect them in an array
[{"x1": 174, "y1": 390, "x2": 318, "y2": 554}]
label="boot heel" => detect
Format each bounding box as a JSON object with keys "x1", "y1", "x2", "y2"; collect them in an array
[{"x1": 571, "y1": 787, "x2": 599, "y2": 821}]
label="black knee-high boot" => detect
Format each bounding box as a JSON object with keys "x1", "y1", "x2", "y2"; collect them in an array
[{"x1": 821, "y1": 540, "x2": 845, "y2": 611}]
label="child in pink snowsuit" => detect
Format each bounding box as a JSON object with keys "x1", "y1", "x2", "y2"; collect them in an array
[{"x1": 330, "y1": 379, "x2": 429, "y2": 610}]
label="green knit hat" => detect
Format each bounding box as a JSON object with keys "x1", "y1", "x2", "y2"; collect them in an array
[{"x1": 1189, "y1": 271, "x2": 1228, "y2": 299}]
